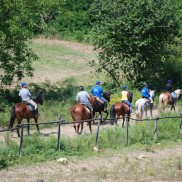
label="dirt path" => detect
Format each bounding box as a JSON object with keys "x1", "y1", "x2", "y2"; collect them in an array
[
  {"x1": 0, "y1": 142, "x2": 181, "y2": 182},
  {"x1": 0, "y1": 108, "x2": 159, "y2": 142}
]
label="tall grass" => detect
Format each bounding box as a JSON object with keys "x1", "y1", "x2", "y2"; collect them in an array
[{"x1": 0, "y1": 115, "x2": 181, "y2": 169}]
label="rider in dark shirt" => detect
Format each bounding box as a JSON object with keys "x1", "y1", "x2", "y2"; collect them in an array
[
  {"x1": 166, "y1": 80, "x2": 174, "y2": 93},
  {"x1": 166, "y1": 80, "x2": 177, "y2": 102}
]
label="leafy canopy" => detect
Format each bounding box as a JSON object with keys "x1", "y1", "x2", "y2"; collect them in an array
[
  {"x1": 89, "y1": 0, "x2": 182, "y2": 88},
  {"x1": 0, "y1": 0, "x2": 59, "y2": 86}
]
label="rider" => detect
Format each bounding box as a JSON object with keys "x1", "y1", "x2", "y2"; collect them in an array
[
  {"x1": 76, "y1": 86, "x2": 93, "y2": 119},
  {"x1": 141, "y1": 82, "x2": 152, "y2": 104},
  {"x1": 90, "y1": 81, "x2": 107, "y2": 111},
  {"x1": 19, "y1": 82, "x2": 39, "y2": 117},
  {"x1": 166, "y1": 79, "x2": 177, "y2": 103},
  {"x1": 121, "y1": 85, "x2": 132, "y2": 115}
]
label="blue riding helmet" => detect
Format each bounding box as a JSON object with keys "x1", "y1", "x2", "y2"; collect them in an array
[
  {"x1": 21, "y1": 82, "x2": 27, "y2": 87},
  {"x1": 168, "y1": 80, "x2": 172, "y2": 83},
  {"x1": 122, "y1": 85, "x2": 127, "y2": 89},
  {"x1": 96, "y1": 81, "x2": 101, "y2": 85}
]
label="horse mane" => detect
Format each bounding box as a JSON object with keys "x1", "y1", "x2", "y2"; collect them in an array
[{"x1": 34, "y1": 92, "x2": 43, "y2": 104}]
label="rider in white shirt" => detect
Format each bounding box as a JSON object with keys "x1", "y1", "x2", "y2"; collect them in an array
[{"x1": 19, "y1": 82, "x2": 39, "y2": 117}]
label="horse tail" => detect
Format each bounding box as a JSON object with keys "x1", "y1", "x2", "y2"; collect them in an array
[
  {"x1": 158, "y1": 94, "x2": 164, "y2": 112},
  {"x1": 9, "y1": 105, "x2": 16, "y2": 129},
  {"x1": 70, "y1": 106, "x2": 81, "y2": 123},
  {"x1": 135, "y1": 101, "x2": 142, "y2": 120},
  {"x1": 110, "y1": 104, "x2": 116, "y2": 125}
]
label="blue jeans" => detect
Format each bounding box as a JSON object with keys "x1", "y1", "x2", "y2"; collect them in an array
[
  {"x1": 101, "y1": 97, "x2": 107, "y2": 103},
  {"x1": 122, "y1": 100, "x2": 132, "y2": 113}
]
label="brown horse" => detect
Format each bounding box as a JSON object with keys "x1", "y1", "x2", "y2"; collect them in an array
[
  {"x1": 90, "y1": 91, "x2": 111, "y2": 123},
  {"x1": 8, "y1": 92, "x2": 43, "y2": 137},
  {"x1": 158, "y1": 89, "x2": 182, "y2": 112},
  {"x1": 70, "y1": 103, "x2": 92, "y2": 135},
  {"x1": 110, "y1": 102, "x2": 130, "y2": 127}
]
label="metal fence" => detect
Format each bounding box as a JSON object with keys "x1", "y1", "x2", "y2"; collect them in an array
[{"x1": 0, "y1": 113, "x2": 182, "y2": 156}]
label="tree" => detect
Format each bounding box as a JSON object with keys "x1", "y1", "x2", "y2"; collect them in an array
[
  {"x1": 89, "y1": 0, "x2": 182, "y2": 88},
  {"x1": 0, "y1": 0, "x2": 58, "y2": 86}
]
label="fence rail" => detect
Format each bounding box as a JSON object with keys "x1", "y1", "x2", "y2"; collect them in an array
[{"x1": 0, "y1": 112, "x2": 182, "y2": 156}]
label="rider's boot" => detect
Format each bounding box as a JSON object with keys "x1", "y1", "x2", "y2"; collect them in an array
[{"x1": 34, "y1": 108, "x2": 39, "y2": 118}]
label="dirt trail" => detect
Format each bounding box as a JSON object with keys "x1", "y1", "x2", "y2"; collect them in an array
[
  {"x1": 0, "y1": 108, "x2": 159, "y2": 142},
  {"x1": 0, "y1": 141, "x2": 181, "y2": 182}
]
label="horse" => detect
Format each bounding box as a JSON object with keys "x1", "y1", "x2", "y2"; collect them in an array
[
  {"x1": 70, "y1": 103, "x2": 92, "y2": 135},
  {"x1": 135, "y1": 90, "x2": 155, "y2": 121},
  {"x1": 110, "y1": 102, "x2": 130, "y2": 127},
  {"x1": 8, "y1": 92, "x2": 43, "y2": 137},
  {"x1": 90, "y1": 90, "x2": 111, "y2": 123},
  {"x1": 158, "y1": 89, "x2": 182, "y2": 112}
]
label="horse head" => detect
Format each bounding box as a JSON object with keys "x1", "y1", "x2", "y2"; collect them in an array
[
  {"x1": 175, "y1": 89, "x2": 182, "y2": 99},
  {"x1": 103, "y1": 90, "x2": 111, "y2": 102},
  {"x1": 149, "y1": 90, "x2": 155, "y2": 102},
  {"x1": 35, "y1": 91, "x2": 43, "y2": 105}
]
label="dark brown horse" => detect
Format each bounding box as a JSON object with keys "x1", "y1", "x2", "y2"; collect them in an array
[
  {"x1": 110, "y1": 102, "x2": 130, "y2": 127},
  {"x1": 90, "y1": 91, "x2": 111, "y2": 123},
  {"x1": 9, "y1": 92, "x2": 43, "y2": 137},
  {"x1": 70, "y1": 103, "x2": 92, "y2": 134}
]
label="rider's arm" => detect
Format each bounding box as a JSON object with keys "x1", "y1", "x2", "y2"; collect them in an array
[
  {"x1": 90, "y1": 87, "x2": 93, "y2": 94},
  {"x1": 76, "y1": 94, "x2": 79, "y2": 102}
]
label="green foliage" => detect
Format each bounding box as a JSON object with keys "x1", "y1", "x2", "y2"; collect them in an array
[
  {"x1": 0, "y1": 0, "x2": 48, "y2": 85},
  {"x1": 89, "y1": 0, "x2": 182, "y2": 88},
  {"x1": 45, "y1": 0, "x2": 93, "y2": 42}
]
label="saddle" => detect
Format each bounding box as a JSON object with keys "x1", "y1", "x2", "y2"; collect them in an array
[
  {"x1": 95, "y1": 97, "x2": 104, "y2": 104},
  {"x1": 121, "y1": 100, "x2": 130, "y2": 107},
  {"x1": 81, "y1": 104, "x2": 91, "y2": 114},
  {"x1": 22, "y1": 101, "x2": 35, "y2": 111}
]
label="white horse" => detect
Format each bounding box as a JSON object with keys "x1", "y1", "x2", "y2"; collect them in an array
[
  {"x1": 158, "y1": 89, "x2": 182, "y2": 111},
  {"x1": 135, "y1": 90, "x2": 155, "y2": 121}
]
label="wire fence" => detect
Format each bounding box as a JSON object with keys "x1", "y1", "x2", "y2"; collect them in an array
[{"x1": 0, "y1": 112, "x2": 182, "y2": 156}]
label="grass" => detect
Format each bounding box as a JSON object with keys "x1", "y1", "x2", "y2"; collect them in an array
[{"x1": 24, "y1": 38, "x2": 108, "y2": 85}]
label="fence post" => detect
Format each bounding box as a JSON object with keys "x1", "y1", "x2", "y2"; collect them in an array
[
  {"x1": 19, "y1": 125, "x2": 24, "y2": 156},
  {"x1": 154, "y1": 117, "x2": 158, "y2": 140},
  {"x1": 95, "y1": 119, "x2": 100, "y2": 147},
  {"x1": 126, "y1": 116, "x2": 129, "y2": 146},
  {"x1": 180, "y1": 113, "x2": 182, "y2": 137},
  {"x1": 57, "y1": 114, "x2": 61, "y2": 151}
]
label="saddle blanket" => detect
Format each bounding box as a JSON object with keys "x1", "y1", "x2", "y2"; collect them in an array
[
  {"x1": 22, "y1": 101, "x2": 34, "y2": 111},
  {"x1": 95, "y1": 97, "x2": 104, "y2": 104}
]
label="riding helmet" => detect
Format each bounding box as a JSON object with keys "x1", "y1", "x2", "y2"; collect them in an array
[
  {"x1": 21, "y1": 82, "x2": 27, "y2": 87},
  {"x1": 122, "y1": 85, "x2": 127, "y2": 89},
  {"x1": 96, "y1": 81, "x2": 101, "y2": 85},
  {"x1": 168, "y1": 80, "x2": 172, "y2": 83}
]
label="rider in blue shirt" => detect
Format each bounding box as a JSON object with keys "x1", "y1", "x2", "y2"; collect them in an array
[
  {"x1": 141, "y1": 82, "x2": 150, "y2": 100},
  {"x1": 90, "y1": 81, "x2": 107, "y2": 111}
]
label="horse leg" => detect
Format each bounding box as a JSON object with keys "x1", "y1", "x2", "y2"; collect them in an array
[
  {"x1": 93, "y1": 111, "x2": 96, "y2": 124},
  {"x1": 145, "y1": 110, "x2": 147, "y2": 118},
  {"x1": 34, "y1": 118, "x2": 40, "y2": 134},
  {"x1": 27, "y1": 119, "x2": 30, "y2": 135},
  {"x1": 103, "y1": 110, "x2": 108, "y2": 121},
  {"x1": 77, "y1": 124, "x2": 80, "y2": 135},
  {"x1": 88, "y1": 121, "x2": 92, "y2": 133},
  {"x1": 80, "y1": 122, "x2": 84, "y2": 134},
  {"x1": 74, "y1": 125, "x2": 77, "y2": 134},
  {"x1": 122, "y1": 116, "x2": 125, "y2": 128},
  {"x1": 99, "y1": 112, "x2": 103, "y2": 124}
]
